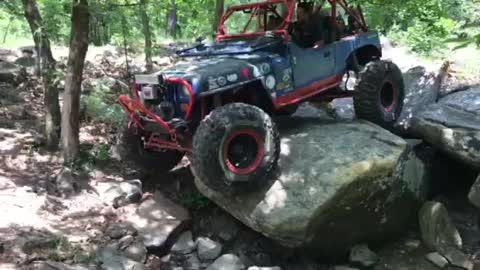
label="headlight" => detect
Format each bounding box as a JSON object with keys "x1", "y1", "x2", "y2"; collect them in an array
[{"x1": 264, "y1": 75, "x2": 276, "y2": 90}]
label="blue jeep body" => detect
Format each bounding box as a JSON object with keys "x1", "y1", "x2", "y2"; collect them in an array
[{"x1": 133, "y1": 31, "x2": 381, "y2": 120}]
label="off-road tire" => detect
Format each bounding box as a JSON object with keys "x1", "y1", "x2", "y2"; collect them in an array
[
  {"x1": 191, "y1": 103, "x2": 280, "y2": 194},
  {"x1": 353, "y1": 60, "x2": 404, "y2": 131},
  {"x1": 117, "y1": 119, "x2": 184, "y2": 173}
]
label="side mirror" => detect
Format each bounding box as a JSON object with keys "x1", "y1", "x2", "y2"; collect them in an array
[{"x1": 195, "y1": 36, "x2": 205, "y2": 43}]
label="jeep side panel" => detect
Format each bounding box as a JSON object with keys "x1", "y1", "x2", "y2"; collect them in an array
[{"x1": 333, "y1": 31, "x2": 382, "y2": 75}]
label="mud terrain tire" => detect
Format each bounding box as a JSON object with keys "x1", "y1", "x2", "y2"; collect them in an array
[
  {"x1": 353, "y1": 60, "x2": 405, "y2": 131},
  {"x1": 191, "y1": 103, "x2": 280, "y2": 194},
  {"x1": 117, "y1": 119, "x2": 183, "y2": 173}
]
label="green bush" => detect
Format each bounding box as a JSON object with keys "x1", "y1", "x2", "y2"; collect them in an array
[{"x1": 81, "y1": 79, "x2": 126, "y2": 125}]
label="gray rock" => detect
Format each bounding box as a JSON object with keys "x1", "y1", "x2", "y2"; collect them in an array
[
  {"x1": 124, "y1": 240, "x2": 147, "y2": 263},
  {"x1": 0, "y1": 61, "x2": 22, "y2": 84},
  {"x1": 419, "y1": 201, "x2": 462, "y2": 253},
  {"x1": 468, "y1": 175, "x2": 480, "y2": 209},
  {"x1": 425, "y1": 252, "x2": 449, "y2": 268},
  {"x1": 412, "y1": 88, "x2": 480, "y2": 168},
  {"x1": 14, "y1": 56, "x2": 36, "y2": 67},
  {"x1": 119, "y1": 191, "x2": 190, "y2": 249},
  {"x1": 206, "y1": 254, "x2": 245, "y2": 270},
  {"x1": 333, "y1": 266, "x2": 359, "y2": 270},
  {"x1": 196, "y1": 237, "x2": 222, "y2": 261},
  {"x1": 172, "y1": 231, "x2": 196, "y2": 255},
  {"x1": 211, "y1": 214, "x2": 239, "y2": 242},
  {"x1": 94, "y1": 180, "x2": 143, "y2": 206},
  {"x1": 73, "y1": 251, "x2": 93, "y2": 264},
  {"x1": 119, "y1": 235, "x2": 135, "y2": 250},
  {"x1": 96, "y1": 245, "x2": 147, "y2": 270},
  {"x1": 349, "y1": 244, "x2": 379, "y2": 268},
  {"x1": 443, "y1": 247, "x2": 474, "y2": 270},
  {"x1": 146, "y1": 255, "x2": 161, "y2": 270},
  {"x1": 56, "y1": 168, "x2": 75, "y2": 195},
  {"x1": 195, "y1": 120, "x2": 431, "y2": 257},
  {"x1": 186, "y1": 253, "x2": 202, "y2": 270},
  {"x1": 105, "y1": 223, "x2": 137, "y2": 239},
  {"x1": 32, "y1": 261, "x2": 90, "y2": 270},
  {"x1": 248, "y1": 267, "x2": 281, "y2": 270},
  {"x1": 395, "y1": 66, "x2": 442, "y2": 135}
]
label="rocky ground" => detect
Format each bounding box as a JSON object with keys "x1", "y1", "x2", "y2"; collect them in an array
[{"x1": 0, "y1": 40, "x2": 479, "y2": 270}]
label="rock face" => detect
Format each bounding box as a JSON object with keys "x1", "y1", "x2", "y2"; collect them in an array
[
  {"x1": 412, "y1": 88, "x2": 480, "y2": 168},
  {"x1": 418, "y1": 201, "x2": 462, "y2": 253},
  {"x1": 468, "y1": 175, "x2": 480, "y2": 209},
  {"x1": 395, "y1": 66, "x2": 442, "y2": 134},
  {"x1": 120, "y1": 191, "x2": 190, "y2": 249},
  {"x1": 195, "y1": 119, "x2": 430, "y2": 257},
  {"x1": 206, "y1": 254, "x2": 245, "y2": 270}
]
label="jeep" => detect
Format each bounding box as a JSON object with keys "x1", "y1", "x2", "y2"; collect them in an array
[{"x1": 118, "y1": 0, "x2": 405, "y2": 194}]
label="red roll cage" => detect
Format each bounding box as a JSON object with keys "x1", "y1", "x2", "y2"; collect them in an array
[{"x1": 216, "y1": 0, "x2": 368, "y2": 42}]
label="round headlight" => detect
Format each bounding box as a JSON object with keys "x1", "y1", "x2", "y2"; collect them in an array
[{"x1": 265, "y1": 75, "x2": 276, "y2": 90}]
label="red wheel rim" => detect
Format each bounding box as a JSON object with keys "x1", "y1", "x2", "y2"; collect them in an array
[
  {"x1": 223, "y1": 129, "x2": 265, "y2": 175},
  {"x1": 379, "y1": 80, "x2": 398, "y2": 113}
]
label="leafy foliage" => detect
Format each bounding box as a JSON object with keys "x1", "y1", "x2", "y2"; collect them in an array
[{"x1": 1, "y1": 0, "x2": 479, "y2": 56}]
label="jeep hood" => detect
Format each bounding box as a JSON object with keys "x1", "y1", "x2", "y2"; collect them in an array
[{"x1": 139, "y1": 54, "x2": 278, "y2": 94}]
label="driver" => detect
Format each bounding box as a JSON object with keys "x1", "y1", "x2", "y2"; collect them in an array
[{"x1": 291, "y1": 2, "x2": 325, "y2": 48}]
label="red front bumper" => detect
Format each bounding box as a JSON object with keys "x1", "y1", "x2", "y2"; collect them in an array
[{"x1": 118, "y1": 77, "x2": 194, "y2": 152}]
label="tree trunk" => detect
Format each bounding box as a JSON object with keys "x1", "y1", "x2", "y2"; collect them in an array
[
  {"x1": 139, "y1": 0, "x2": 153, "y2": 72},
  {"x1": 2, "y1": 17, "x2": 12, "y2": 43},
  {"x1": 61, "y1": 0, "x2": 89, "y2": 163},
  {"x1": 167, "y1": 0, "x2": 177, "y2": 39},
  {"x1": 212, "y1": 0, "x2": 224, "y2": 34},
  {"x1": 21, "y1": 0, "x2": 60, "y2": 150}
]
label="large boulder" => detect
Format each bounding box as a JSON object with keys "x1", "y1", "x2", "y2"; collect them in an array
[
  {"x1": 195, "y1": 118, "x2": 431, "y2": 258},
  {"x1": 412, "y1": 88, "x2": 480, "y2": 168},
  {"x1": 0, "y1": 60, "x2": 24, "y2": 84},
  {"x1": 395, "y1": 66, "x2": 444, "y2": 135}
]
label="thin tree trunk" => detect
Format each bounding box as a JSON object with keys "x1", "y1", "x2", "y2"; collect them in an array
[
  {"x1": 139, "y1": 0, "x2": 153, "y2": 73},
  {"x1": 212, "y1": 0, "x2": 224, "y2": 34},
  {"x1": 61, "y1": 0, "x2": 89, "y2": 163},
  {"x1": 21, "y1": 0, "x2": 60, "y2": 150},
  {"x1": 2, "y1": 17, "x2": 12, "y2": 43},
  {"x1": 167, "y1": 0, "x2": 177, "y2": 39}
]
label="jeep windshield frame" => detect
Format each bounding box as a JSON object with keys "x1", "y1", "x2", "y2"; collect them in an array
[{"x1": 216, "y1": 0, "x2": 368, "y2": 42}]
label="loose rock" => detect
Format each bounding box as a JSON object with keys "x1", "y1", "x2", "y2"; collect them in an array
[
  {"x1": 349, "y1": 244, "x2": 379, "y2": 268},
  {"x1": 94, "y1": 179, "x2": 143, "y2": 206},
  {"x1": 119, "y1": 191, "x2": 190, "y2": 249},
  {"x1": 443, "y1": 247, "x2": 474, "y2": 270},
  {"x1": 124, "y1": 240, "x2": 147, "y2": 263},
  {"x1": 105, "y1": 223, "x2": 137, "y2": 239},
  {"x1": 248, "y1": 267, "x2": 281, "y2": 270},
  {"x1": 333, "y1": 266, "x2": 359, "y2": 270},
  {"x1": 172, "y1": 231, "x2": 196, "y2": 255},
  {"x1": 206, "y1": 254, "x2": 245, "y2": 270},
  {"x1": 425, "y1": 252, "x2": 449, "y2": 268},
  {"x1": 196, "y1": 237, "x2": 222, "y2": 261},
  {"x1": 412, "y1": 88, "x2": 480, "y2": 168},
  {"x1": 119, "y1": 235, "x2": 135, "y2": 250},
  {"x1": 468, "y1": 175, "x2": 480, "y2": 209},
  {"x1": 186, "y1": 253, "x2": 202, "y2": 270},
  {"x1": 32, "y1": 261, "x2": 90, "y2": 270},
  {"x1": 419, "y1": 201, "x2": 462, "y2": 253},
  {"x1": 56, "y1": 168, "x2": 75, "y2": 195}
]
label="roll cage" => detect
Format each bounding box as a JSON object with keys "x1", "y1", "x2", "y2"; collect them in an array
[{"x1": 216, "y1": 0, "x2": 368, "y2": 42}]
